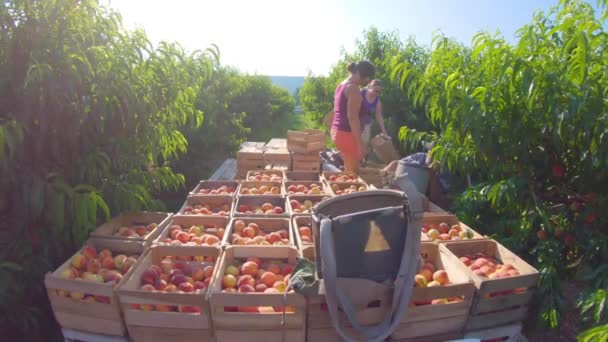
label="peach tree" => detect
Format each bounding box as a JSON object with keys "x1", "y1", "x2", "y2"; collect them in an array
[
  {"x1": 0, "y1": 0, "x2": 216, "y2": 339},
  {"x1": 392, "y1": 0, "x2": 608, "y2": 337}
]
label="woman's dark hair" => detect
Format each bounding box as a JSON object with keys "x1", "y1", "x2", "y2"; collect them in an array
[{"x1": 347, "y1": 60, "x2": 376, "y2": 80}]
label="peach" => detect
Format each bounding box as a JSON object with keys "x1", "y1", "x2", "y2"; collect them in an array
[
  {"x1": 121, "y1": 257, "x2": 138, "y2": 274},
  {"x1": 192, "y1": 267, "x2": 205, "y2": 281},
  {"x1": 71, "y1": 254, "x2": 88, "y2": 270},
  {"x1": 266, "y1": 232, "x2": 282, "y2": 244},
  {"x1": 179, "y1": 282, "x2": 195, "y2": 293},
  {"x1": 438, "y1": 233, "x2": 451, "y2": 241},
  {"x1": 241, "y1": 261, "x2": 259, "y2": 276},
  {"x1": 70, "y1": 291, "x2": 85, "y2": 300},
  {"x1": 86, "y1": 259, "x2": 101, "y2": 274},
  {"x1": 438, "y1": 223, "x2": 450, "y2": 234},
  {"x1": 170, "y1": 274, "x2": 187, "y2": 286},
  {"x1": 247, "y1": 256, "x2": 262, "y2": 266},
  {"x1": 427, "y1": 229, "x2": 439, "y2": 240},
  {"x1": 237, "y1": 275, "x2": 256, "y2": 288},
  {"x1": 141, "y1": 284, "x2": 156, "y2": 292},
  {"x1": 165, "y1": 284, "x2": 178, "y2": 292},
  {"x1": 419, "y1": 269, "x2": 433, "y2": 282},
  {"x1": 459, "y1": 256, "x2": 472, "y2": 266},
  {"x1": 179, "y1": 305, "x2": 201, "y2": 313},
  {"x1": 282, "y1": 264, "x2": 294, "y2": 276},
  {"x1": 422, "y1": 262, "x2": 436, "y2": 273},
  {"x1": 225, "y1": 265, "x2": 240, "y2": 277},
  {"x1": 223, "y1": 274, "x2": 237, "y2": 289},
  {"x1": 432, "y1": 298, "x2": 449, "y2": 305},
  {"x1": 203, "y1": 265, "x2": 214, "y2": 279},
  {"x1": 261, "y1": 203, "x2": 274, "y2": 212},
  {"x1": 273, "y1": 281, "x2": 287, "y2": 292},
  {"x1": 141, "y1": 269, "x2": 158, "y2": 285},
  {"x1": 238, "y1": 284, "x2": 256, "y2": 293},
  {"x1": 102, "y1": 257, "x2": 115, "y2": 270},
  {"x1": 278, "y1": 229, "x2": 289, "y2": 239},
  {"x1": 83, "y1": 272, "x2": 104, "y2": 283},
  {"x1": 242, "y1": 227, "x2": 256, "y2": 239},
  {"x1": 299, "y1": 226, "x2": 312, "y2": 238},
  {"x1": 427, "y1": 280, "x2": 441, "y2": 287},
  {"x1": 205, "y1": 235, "x2": 220, "y2": 245},
  {"x1": 433, "y1": 270, "x2": 449, "y2": 285},
  {"x1": 261, "y1": 272, "x2": 278, "y2": 287},
  {"x1": 175, "y1": 231, "x2": 190, "y2": 243},
  {"x1": 155, "y1": 279, "x2": 168, "y2": 291},
  {"x1": 274, "y1": 207, "x2": 284, "y2": 214},
  {"x1": 255, "y1": 284, "x2": 268, "y2": 292},
  {"x1": 114, "y1": 255, "x2": 127, "y2": 271},
  {"x1": 448, "y1": 229, "x2": 459, "y2": 237},
  {"x1": 414, "y1": 274, "x2": 427, "y2": 287},
  {"x1": 135, "y1": 226, "x2": 147, "y2": 236},
  {"x1": 60, "y1": 268, "x2": 76, "y2": 279},
  {"x1": 82, "y1": 246, "x2": 97, "y2": 260},
  {"x1": 156, "y1": 304, "x2": 173, "y2": 312},
  {"x1": 267, "y1": 264, "x2": 281, "y2": 275}
]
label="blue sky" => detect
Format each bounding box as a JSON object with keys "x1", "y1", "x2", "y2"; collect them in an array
[{"x1": 106, "y1": 0, "x2": 590, "y2": 76}]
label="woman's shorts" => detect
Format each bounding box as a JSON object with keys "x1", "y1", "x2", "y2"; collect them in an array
[{"x1": 331, "y1": 129, "x2": 359, "y2": 160}]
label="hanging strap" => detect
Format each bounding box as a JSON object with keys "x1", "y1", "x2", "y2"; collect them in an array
[{"x1": 320, "y1": 208, "x2": 422, "y2": 342}]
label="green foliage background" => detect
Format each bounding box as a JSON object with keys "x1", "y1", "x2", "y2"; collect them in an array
[{"x1": 0, "y1": 1, "x2": 294, "y2": 339}]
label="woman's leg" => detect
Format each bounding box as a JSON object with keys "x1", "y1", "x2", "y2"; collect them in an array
[{"x1": 332, "y1": 129, "x2": 361, "y2": 174}]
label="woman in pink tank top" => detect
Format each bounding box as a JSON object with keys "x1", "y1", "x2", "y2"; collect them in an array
[{"x1": 330, "y1": 60, "x2": 376, "y2": 174}]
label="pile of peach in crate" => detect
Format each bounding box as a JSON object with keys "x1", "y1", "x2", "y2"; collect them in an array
[{"x1": 44, "y1": 166, "x2": 539, "y2": 342}]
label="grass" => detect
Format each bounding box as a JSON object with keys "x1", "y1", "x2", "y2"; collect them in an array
[{"x1": 248, "y1": 112, "x2": 317, "y2": 141}]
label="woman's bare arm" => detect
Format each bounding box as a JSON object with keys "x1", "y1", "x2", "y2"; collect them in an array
[{"x1": 375, "y1": 100, "x2": 387, "y2": 135}]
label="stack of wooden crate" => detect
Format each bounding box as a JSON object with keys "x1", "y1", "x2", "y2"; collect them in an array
[
  {"x1": 236, "y1": 142, "x2": 266, "y2": 179},
  {"x1": 287, "y1": 129, "x2": 325, "y2": 172},
  {"x1": 263, "y1": 138, "x2": 291, "y2": 171}
]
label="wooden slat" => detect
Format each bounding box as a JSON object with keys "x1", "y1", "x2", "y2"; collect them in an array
[
  {"x1": 54, "y1": 311, "x2": 125, "y2": 336},
  {"x1": 474, "y1": 291, "x2": 534, "y2": 314},
  {"x1": 466, "y1": 307, "x2": 529, "y2": 330},
  {"x1": 391, "y1": 315, "x2": 467, "y2": 340},
  {"x1": 128, "y1": 326, "x2": 212, "y2": 342},
  {"x1": 215, "y1": 328, "x2": 304, "y2": 342}
]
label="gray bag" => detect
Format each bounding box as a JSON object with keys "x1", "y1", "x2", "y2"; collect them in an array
[{"x1": 313, "y1": 190, "x2": 424, "y2": 341}]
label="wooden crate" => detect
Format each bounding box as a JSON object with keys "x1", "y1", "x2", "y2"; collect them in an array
[
  {"x1": 264, "y1": 138, "x2": 291, "y2": 163},
  {"x1": 292, "y1": 152, "x2": 321, "y2": 172},
  {"x1": 153, "y1": 215, "x2": 229, "y2": 248},
  {"x1": 245, "y1": 170, "x2": 285, "y2": 181},
  {"x1": 90, "y1": 212, "x2": 172, "y2": 247},
  {"x1": 45, "y1": 238, "x2": 145, "y2": 336},
  {"x1": 189, "y1": 180, "x2": 240, "y2": 197},
  {"x1": 287, "y1": 194, "x2": 331, "y2": 215},
  {"x1": 421, "y1": 213, "x2": 485, "y2": 242},
  {"x1": 306, "y1": 279, "x2": 393, "y2": 333},
  {"x1": 321, "y1": 171, "x2": 366, "y2": 184},
  {"x1": 116, "y1": 245, "x2": 221, "y2": 342},
  {"x1": 464, "y1": 322, "x2": 524, "y2": 342},
  {"x1": 287, "y1": 129, "x2": 325, "y2": 153},
  {"x1": 389, "y1": 331, "x2": 464, "y2": 342},
  {"x1": 439, "y1": 240, "x2": 540, "y2": 330},
  {"x1": 177, "y1": 195, "x2": 233, "y2": 217},
  {"x1": 222, "y1": 217, "x2": 294, "y2": 247},
  {"x1": 292, "y1": 216, "x2": 314, "y2": 260},
  {"x1": 327, "y1": 182, "x2": 368, "y2": 196},
  {"x1": 391, "y1": 242, "x2": 476, "y2": 340},
  {"x1": 284, "y1": 181, "x2": 331, "y2": 196},
  {"x1": 238, "y1": 181, "x2": 284, "y2": 196},
  {"x1": 264, "y1": 162, "x2": 290, "y2": 172},
  {"x1": 209, "y1": 246, "x2": 306, "y2": 342},
  {"x1": 233, "y1": 196, "x2": 288, "y2": 217},
  {"x1": 285, "y1": 171, "x2": 320, "y2": 182},
  {"x1": 237, "y1": 142, "x2": 267, "y2": 178}
]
